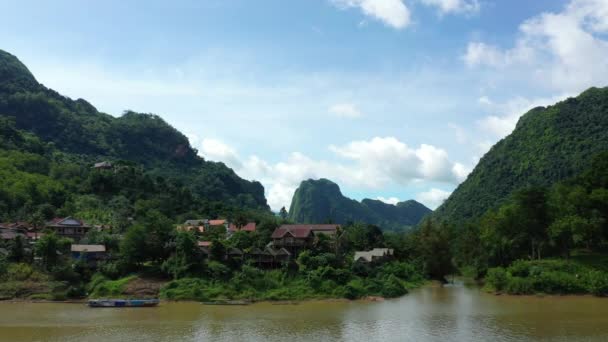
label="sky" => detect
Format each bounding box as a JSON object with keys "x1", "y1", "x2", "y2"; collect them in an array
[{"x1": 2, "y1": 0, "x2": 608, "y2": 211}]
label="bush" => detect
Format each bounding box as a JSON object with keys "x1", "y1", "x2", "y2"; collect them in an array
[
  {"x1": 380, "y1": 275, "x2": 408, "y2": 298},
  {"x1": 485, "y1": 267, "x2": 508, "y2": 291},
  {"x1": 534, "y1": 271, "x2": 585, "y2": 294},
  {"x1": 88, "y1": 275, "x2": 136, "y2": 298},
  {"x1": 585, "y1": 271, "x2": 608, "y2": 296},
  {"x1": 344, "y1": 279, "x2": 366, "y2": 299},
  {"x1": 207, "y1": 261, "x2": 231, "y2": 280},
  {"x1": 6, "y1": 263, "x2": 34, "y2": 281},
  {"x1": 504, "y1": 277, "x2": 534, "y2": 295}
]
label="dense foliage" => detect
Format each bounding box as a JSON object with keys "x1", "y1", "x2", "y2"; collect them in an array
[
  {"x1": 288, "y1": 178, "x2": 431, "y2": 231},
  {"x1": 434, "y1": 87, "x2": 608, "y2": 223},
  {"x1": 0, "y1": 49, "x2": 268, "y2": 210}
]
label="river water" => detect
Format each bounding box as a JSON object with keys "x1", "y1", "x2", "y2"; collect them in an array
[{"x1": 1, "y1": 283, "x2": 607, "y2": 342}]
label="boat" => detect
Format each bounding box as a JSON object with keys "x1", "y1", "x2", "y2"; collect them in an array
[
  {"x1": 88, "y1": 299, "x2": 160, "y2": 308},
  {"x1": 201, "y1": 300, "x2": 251, "y2": 306}
]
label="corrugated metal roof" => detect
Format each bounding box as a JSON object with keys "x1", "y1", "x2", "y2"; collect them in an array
[{"x1": 71, "y1": 244, "x2": 106, "y2": 253}]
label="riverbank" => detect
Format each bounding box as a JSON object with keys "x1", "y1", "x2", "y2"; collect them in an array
[
  {"x1": 0, "y1": 260, "x2": 427, "y2": 302},
  {"x1": 483, "y1": 255, "x2": 608, "y2": 297}
]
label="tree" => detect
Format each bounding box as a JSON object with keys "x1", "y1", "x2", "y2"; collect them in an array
[
  {"x1": 232, "y1": 212, "x2": 248, "y2": 231},
  {"x1": 162, "y1": 230, "x2": 201, "y2": 279},
  {"x1": 35, "y1": 232, "x2": 71, "y2": 270},
  {"x1": 9, "y1": 235, "x2": 26, "y2": 262},
  {"x1": 120, "y1": 225, "x2": 147, "y2": 267},
  {"x1": 416, "y1": 220, "x2": 454, "y2": 280},
  {"x1": 279, "y1": 207, "x2": 288, "y2": 220},
  {"x1": 548, "y1": 215, "x2": 588, "y2": 258}
]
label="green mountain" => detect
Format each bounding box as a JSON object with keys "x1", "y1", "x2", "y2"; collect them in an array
[
  {"x1": 288, "y1": 178, "x2": 431, "y2": 230},
  {"x1": 0, "y1": 49, "x2": 268, "y2": 210},
  {"x1": 434, "y1": 87, "x2": 608, "y2": 223}
]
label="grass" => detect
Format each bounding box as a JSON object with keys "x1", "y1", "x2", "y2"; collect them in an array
[{"x1": 87, "y1": 274, "x2": 137, "y2": 298}]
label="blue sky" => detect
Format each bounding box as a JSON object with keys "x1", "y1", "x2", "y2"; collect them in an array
[{"x1": 2, "y1": 0, "x2": 607, "y2": 210}]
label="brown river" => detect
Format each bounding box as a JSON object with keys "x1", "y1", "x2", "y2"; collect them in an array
[{"x1": 1, "y1": 283, "x2": 607, "y2": 342}]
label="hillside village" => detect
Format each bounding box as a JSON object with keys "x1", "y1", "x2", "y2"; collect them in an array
[{"x1": 1, "y1": 213, "x2": 392, "y2": 269}]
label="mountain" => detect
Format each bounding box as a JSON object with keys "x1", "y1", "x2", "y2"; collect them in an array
[
  {"x1": 0, "y1": 49, "x2": 268, "y2": 210},
  {"x1": 288, "y1": 178, "x2": 431, "y2": 230},
  {"x1": 433, "y1": 87, "x2": 608, "y2": 223}
]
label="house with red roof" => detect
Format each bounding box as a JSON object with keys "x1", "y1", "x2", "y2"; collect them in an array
[
  {"x1": 270, "y1": 224, "x2": 340, "y2": 255},
  {"x1": 228, "y1": 222, "x2": 256, "y2": 233}
]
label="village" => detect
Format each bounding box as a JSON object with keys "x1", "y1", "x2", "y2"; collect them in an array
[{"x1": 0, "y1": 216, "x2": 394, "y2": 269}]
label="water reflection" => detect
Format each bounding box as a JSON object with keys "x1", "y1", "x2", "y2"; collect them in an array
[{"x1": 1, "y1": 284, "x2": 607, "y2": 342}]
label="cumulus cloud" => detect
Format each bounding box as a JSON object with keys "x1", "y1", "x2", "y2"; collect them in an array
[
  {"x1": 476, "y1": 94, "x2": 570, "y2": 138},
  {"x1": 330, "y1": 0, "x2": 412, "y2": 29},
  {"x1": 328, "y1": 103, "x2": 363, "y2": 118},
  {"x1": 463, "y1": 0, "x2": 608, "y2": 93},
  {"x1": 415, "y1": 188, "x2": 451, "y2": 209},
  {"x1": 377, "y1": 196, "x2": 401, "y2": 205},
  {"x1": 188, "y1": 136, "x2": 468, "y2": 211},
  {"x1": 419, "y1": 0, "x2": 480, "y2": 15},
  {"x1": 198, "y1": 138, "x2": 243, "y2": 169}
]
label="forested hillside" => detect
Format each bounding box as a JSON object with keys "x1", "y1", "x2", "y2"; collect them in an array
[
  {"x1": 0, "y1": 49, "x2": 268, "y2": 210},
  {"x1": 434, "y1": 87, "x2": 608, "y2": 223},
  {"x1": 288, "y1": 178, "x2": 431, "y2": 230}
]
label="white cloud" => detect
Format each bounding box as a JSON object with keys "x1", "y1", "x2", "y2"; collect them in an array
[
  {"x1": 419, "y1": 0, "x2": 480, "y2": 15},
  {"x1": 330, "y1": 0, "x2": 412, "y2": 29},
  {"x1": 198, "y1": 138, "x2": 243, "y2": 170},
  {"x1": 377, "y1": 196, "x2": 401, "y2": 205},
  {"x1": 328, "y1": 103, "x2": 363, "y2": 118},
  {"x1": 476, "y1": 94, "x2": 570, "y2": 138},
  {"x1": 189, "y1": 136, "x2": 467, "y2": 211},
  {"x1": 416, "y1": 188, "x2": 451, "y2": 209},
  {"x1": 463, "y1": 0, "x2": 608, "y2": 94}
]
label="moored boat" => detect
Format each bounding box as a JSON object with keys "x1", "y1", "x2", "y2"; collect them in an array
[
  {"x1": 201, "y1": 300, "x2": 251, "y2": 306},
  {"x1": 88, "y1": 299, "x2": 159, "y2": 308}
]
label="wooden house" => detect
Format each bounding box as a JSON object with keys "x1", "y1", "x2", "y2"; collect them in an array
[
  {"x1": 46, "y1": 217, "x2": 92, "y2": 241},
  {"x1": 270, "y1": 224, "x2": 340, "y2": 255}
]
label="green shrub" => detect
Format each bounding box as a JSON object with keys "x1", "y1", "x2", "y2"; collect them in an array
[
  {"x1": 585, "y1": 271, "x2": 608, "y2": 296},
  {"x1": 380, "y1": 275, "x2": 408, "y2": 298},
  {"x1": 504, "y1": 277, "x2": 534, "y2": 295},
  {"x1": 88, "y1": 275, "x2": 135, "y2": 298},
  {"x1": 534, "y1": 271, "x2": 585, "y2": 294},
  {"x1": 7, "y1": 263, "x2": 34, "y2": 281},
  {"x1": 344, "y1": 279, "x2": 366, "y2": 299},
  {"x1": 485, "y1": 267, "x2": 508, "y2": 291}
]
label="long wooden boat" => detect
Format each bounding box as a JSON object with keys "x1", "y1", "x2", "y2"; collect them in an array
[
  {"x1": 201, "y1": 300, "x2": 251, "y2": 306},
  {"x1": 88, "y1": 299, "x2": 159, "y2": 308}
]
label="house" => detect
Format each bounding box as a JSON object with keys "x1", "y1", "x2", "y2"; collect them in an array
[
  {"x1": 0, "y1": 227, "x2": 26, "y2": 241},
  {"x1": 226, "y1": 247, "x2": 244, "y2": 260},
  {"x1": 354, "y1": 248, "x2": 394, "y2": 263},
  {"x1": 270, "y1": 224, "x2": 340, "y2": 255},
  {"x1": 93, "y1": 161, "x2": 113, "y2": 170},
  {"x1": 46, "y1": 217, "x2": 92, "y2": 241},
  {"x1": 181, "y1": 219, "x2": 208, "y2": 233},
  {"x1": 268, "y1": 247, "x2": 291, "y2": 264},
  {"x1": 71, "y1": 244, "x2": 107, "y2": 265},
  {"x1": 247, "y1": 247, "x2": 271, "y2": 265},
  {"x1": 228, "y1": 222, "x2": 256, "y2": 233}
]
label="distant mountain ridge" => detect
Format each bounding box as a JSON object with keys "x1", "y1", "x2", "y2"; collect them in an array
[
  {"x1": 288, "y1": 178, "x2": 431, "y2": 230},
  {"x1": 0, "y1": 49, "x2": 268, "y2": 210},
  {"x1": 433, "y1": 86, "x2": 608, "y2": 223}
]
